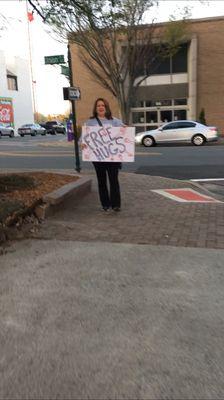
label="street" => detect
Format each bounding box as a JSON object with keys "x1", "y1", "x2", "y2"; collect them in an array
[{"x1": 1, "y1": 135, "x2": 224, "y2": 180}]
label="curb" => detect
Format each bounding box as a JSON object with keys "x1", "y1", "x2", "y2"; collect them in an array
[
  {"x1": 0, "y1": 175, "x2": 92, "y2": 244},
  {"x1": 35, "y1": 176, "x2": 92, "y2": 219},
  {"x1": 188, "y1": 180, "x2": 224, "y2": 202}
]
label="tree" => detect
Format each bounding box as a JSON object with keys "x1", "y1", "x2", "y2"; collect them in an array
[
  {"x1": 0, "y1": 13, "x2": 9, "y2": 38},
  {"x1": 161, "y1": 7, "x2": 190, "y2": 84},
  {"x1": 28, "y1": 0, "x2": 191, "y2": 123}
]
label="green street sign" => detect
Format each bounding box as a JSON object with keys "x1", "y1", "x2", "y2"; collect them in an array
[
  {"x1": 61, "y1": 65, "x2": 69, "y2": 76},
  {"x1": 44, "y1": 55, "x2": 65, "y2": 65}
]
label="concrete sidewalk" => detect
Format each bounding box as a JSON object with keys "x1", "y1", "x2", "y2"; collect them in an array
[
  {"x1": 1, "y1": 171, "x2": 224, "y2": 399},
  {"x1": 1, "y1": 240, "x2": 224, "y2": 399},
  {"x1": 29, "y1": 170, "x2": 224, "y2": 249}
]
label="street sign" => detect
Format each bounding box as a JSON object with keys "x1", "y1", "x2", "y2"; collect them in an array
[
  {"x1": 61, "y1": 65, "x2": 69, "y2": 77},
  {"x1": 44, "y1": 55, "x2": 65, "y2": 65},
  {"x1": 63, "y1": 87, "x2": 81, "y2": 101}
]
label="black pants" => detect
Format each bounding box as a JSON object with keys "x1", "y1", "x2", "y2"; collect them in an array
[{"x1": 93, "y1": 162, "x2": 121, "y2": 209}]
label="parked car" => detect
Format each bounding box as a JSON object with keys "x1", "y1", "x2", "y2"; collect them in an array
[
  {"x1": 18, "y1": 123, "x2": 47, "y2": 137},
  {"x1": 40, "y1": 121, "x2": 66, "y2": 135},
  {"x1": 0, "y1": 123, "x2": 15, "y2": 138},
  {"x1": 135, "y1": 120, "x2": 219, "y2": 147}
]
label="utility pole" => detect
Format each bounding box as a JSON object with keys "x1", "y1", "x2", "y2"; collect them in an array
[
  {"x1": 26, "y1": 0, "x2": 37, "y2": 119},
  {"x1": 67, "y1": 44, "x2": 81, "y2": 173}
]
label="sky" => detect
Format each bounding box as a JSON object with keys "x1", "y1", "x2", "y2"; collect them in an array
[{"x1": 0, "y1": 0, "x2": 224, "y2": 116}]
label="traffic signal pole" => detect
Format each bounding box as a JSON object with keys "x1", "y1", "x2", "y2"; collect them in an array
[{"x1": 67, "y1": 44, "x2": 81, "y2": 173}]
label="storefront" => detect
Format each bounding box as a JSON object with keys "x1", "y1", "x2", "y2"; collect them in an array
[{"x1": 131, "y1": 98, "x2": 188, "y2": 133}]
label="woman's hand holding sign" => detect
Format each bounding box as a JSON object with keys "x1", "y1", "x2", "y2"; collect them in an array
[{"x1": 80, "y1": 143, "x2": 87, "y2": 150}]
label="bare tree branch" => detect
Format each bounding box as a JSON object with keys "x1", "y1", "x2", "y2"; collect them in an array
[{"x1": 26, "y1": 0, "x2": 190, "y2": 123}]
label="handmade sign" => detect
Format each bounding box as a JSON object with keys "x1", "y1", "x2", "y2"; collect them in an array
[{"x1": 82, "y1": 125, "x2": 135, "y2": 162}]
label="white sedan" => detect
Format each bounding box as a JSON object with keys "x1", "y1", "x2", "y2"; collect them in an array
[
  {"x1": 0, "y1": 123, "x2": 15, "y2": 138},
  {"x1": 135, "y1": 120, "x2": 219, "y2": 147}
]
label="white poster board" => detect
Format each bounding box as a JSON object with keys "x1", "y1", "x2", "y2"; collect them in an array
[{"x1": 82, "y1": 125, "x2": 135, "y2": 162}]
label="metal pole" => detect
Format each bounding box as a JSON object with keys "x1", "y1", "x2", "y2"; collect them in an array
[
  {"x1": 26, "y1": 0, "x2": 37, "y2": 118},
  {"x1": 67, "y1": 44, "x2": 81, "y2": 173}
]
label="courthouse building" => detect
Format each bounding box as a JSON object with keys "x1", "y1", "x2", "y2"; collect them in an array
[{"x1": 70, "y1": 16, "x2": 224, "y2": 134}]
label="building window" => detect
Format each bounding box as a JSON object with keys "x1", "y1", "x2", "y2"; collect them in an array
[
  {"x1": 172, "y1": 44, "x2": 188, "y2": 73},
  {"x1": 132, "y1": 99, "x2": 145, "y2": 107},
  {"x1": 174, "y1": 109, "x2": 187, "y2": 120},
  {"x1": 136, "y1": 43, "x2": 188, "y2": 77},
  {"x1": 131, "y1": 96, "x2": 188, "y2": 130},
  {"x1": 132, "y1": 111, "x2": 145, "y2": 124},
  {"x1": 146, "y1": 111, "x2": 157, "y2": 123},
  {"x1": 161, "y1": 110, "x2": 172, "y2": 123},
  {"x1": 174, "y1": 98, "x2": 187, "y2": 105},
  {"x1": 7, "y1": 74, "x2": 18, "y2": 91}
]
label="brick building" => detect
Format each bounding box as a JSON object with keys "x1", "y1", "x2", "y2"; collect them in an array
[{"x1": 70, "y1": 16, "x2": 224, "y2": 134}]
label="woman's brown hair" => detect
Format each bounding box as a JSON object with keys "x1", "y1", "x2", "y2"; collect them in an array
[{"x1": 91, "y1": 98, "x2": 113, "y2": 120}]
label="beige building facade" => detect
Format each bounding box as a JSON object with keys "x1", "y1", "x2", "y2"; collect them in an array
[{"x1": 70, "y1": 16, "x2": 224, "y2": 134}]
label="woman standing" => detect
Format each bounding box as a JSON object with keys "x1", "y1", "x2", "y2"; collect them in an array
[{"x1": 84, "y1": 98, "x2": 124, "y2": 212}]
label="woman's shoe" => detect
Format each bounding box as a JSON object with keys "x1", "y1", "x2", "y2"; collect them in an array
[
  {"x1": 112, "y1": 207, "x2": 121, "y2": 212},
  {"x1": 102, "y1": 207, "x2": 110, "y2": 212}
]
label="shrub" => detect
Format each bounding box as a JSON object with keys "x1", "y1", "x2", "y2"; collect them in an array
[
  {"x1": 0, "y1": 174, "x2": 36, "y2": 193},
  {"x1": 198, "y1": 108, "x2": 207, "y2": 125}
]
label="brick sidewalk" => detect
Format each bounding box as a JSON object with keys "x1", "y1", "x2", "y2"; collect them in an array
[{"x1": 29, "y1": 172, "x2": 224, "y2": 249}]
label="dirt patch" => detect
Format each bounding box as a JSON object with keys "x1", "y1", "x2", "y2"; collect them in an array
[
  {"x1": 0, "y1": 172, "x2": 79, "y2": 210},
  {"x1": 0, "y1": 172, "x2": 79, "y2": 245}
]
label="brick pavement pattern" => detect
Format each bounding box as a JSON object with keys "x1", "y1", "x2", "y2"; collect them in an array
[{"x1": 33, "y1": 172, "x2": 224, "y2": 249}]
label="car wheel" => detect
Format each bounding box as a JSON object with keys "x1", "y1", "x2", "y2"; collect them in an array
[
  {"x1": 0, "y1": 132, "x2": 2, "y2": 138},
  {"x1": 10, "y1": 131, "x2": 14, "y2": 138},
  {"x1": 142, "y1": 135, "x2": 155, "y2": 147},
  {"x1": 192, "y1": 134, "x2": 205, "y2": 146},
  {"x1": 20, "y1": 134, "x2": 24, "y2": 137}
]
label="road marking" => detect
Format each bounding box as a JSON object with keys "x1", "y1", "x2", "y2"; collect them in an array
[
  {"x1": 0, "y1": 150, "x2": 162, "y2": 157},
  {"x1": 152, "y1": 188, "x2": 222, "y2": 203},
  {"x1": 0, "y1": 151, "x2": 74, "y2": 157},
  {"x1": 191, "y1": 178, "x2": 224, "y2": 182},
  {"x1": 135, "y1": 152, "x2": 162, "y2": 156},
  {"x1": 39, "y1": 141, "x2": 72, "y2": 147}
]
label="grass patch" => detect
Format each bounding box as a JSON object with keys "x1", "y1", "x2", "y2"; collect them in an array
[{"x1": 0, "y1": 174, "x2": 36, "y2": 193}]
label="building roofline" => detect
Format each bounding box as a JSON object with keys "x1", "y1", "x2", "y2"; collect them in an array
[
  {"x1": 124, "y1": 15, "x2": 224, "y2": 33},
  {"x1": 152, "y1": 15, "x2": 224, "y2": 28}
]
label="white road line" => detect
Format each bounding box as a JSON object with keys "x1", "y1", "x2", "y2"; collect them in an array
[
  {"x1": 135, "y1": 152, "x2": 162, "y2": 156},
  {"x1": 191, "y1": 178, "x2": 224, "y2": 182}
]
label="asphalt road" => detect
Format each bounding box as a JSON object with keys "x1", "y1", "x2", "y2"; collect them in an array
[{"x1": 0, "y1": 135, "x2": 224, "y2": 180}]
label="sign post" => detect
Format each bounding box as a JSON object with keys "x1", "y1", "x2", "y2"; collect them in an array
[
  {"x1": 44, "y1": 55, "x2": 65, "y2": 65},
  {"x1": 61, "y1": 65, "x2": 70, "y2": 77},
  {"x1": 66, "y1": 44, "x2": 81, "y2": 173},
  {"x1": 63, "y1": 87, "x2": 81, "y2": 101}
]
